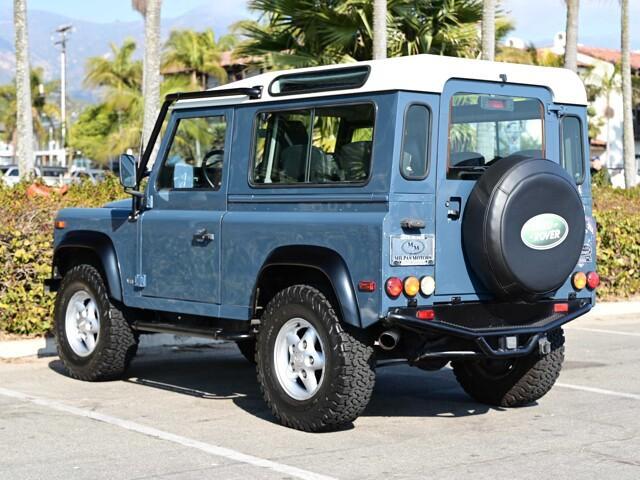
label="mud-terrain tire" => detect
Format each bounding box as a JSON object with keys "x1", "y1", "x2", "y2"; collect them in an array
[
  {"x1": 452, "y1": 329, "x2": 565, "y2": 407},
  {"x1": 236, "y1": 339, "x2": 256, "y2": 364},
  {"x1": 256, "y1": 285, "x2": 376, "y2": 432},
  {"x1": 54, "y1": 264, "x2": 138, "y2": 381}
]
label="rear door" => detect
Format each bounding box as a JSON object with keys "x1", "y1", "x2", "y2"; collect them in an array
[
  {"x1": 138, "y1": 107, "x2": 232, "y2": 304},
  {"x1": 434, "y1": 80, "x2": 556, "y2": 299}
]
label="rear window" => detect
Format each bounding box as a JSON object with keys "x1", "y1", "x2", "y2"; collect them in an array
[
  {"x1": 448, "y1": 93, "x2": 544, "y2": 180},
  {"x1": 252, "y1": 103, "x2": 375, "y2": 186}
]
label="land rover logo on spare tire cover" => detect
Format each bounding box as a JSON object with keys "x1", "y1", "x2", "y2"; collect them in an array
[{"x1": 520, "y1": 213, "x2": 569, "y2": 250}]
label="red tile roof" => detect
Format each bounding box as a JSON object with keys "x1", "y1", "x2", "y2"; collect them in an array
[{"x1": 578, "y1": 46, "x2": 640, "y2": 70}]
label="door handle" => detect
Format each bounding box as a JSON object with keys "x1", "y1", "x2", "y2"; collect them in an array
[
  {"x1": 192, "y1": 228, "x2": 215, "y2": 244},
  {"x1": 446, "y1": 197, "x2": 462, "y2": 221}
]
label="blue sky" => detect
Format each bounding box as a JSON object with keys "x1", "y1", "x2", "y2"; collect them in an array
[{"x1": 1, "y1": 0, "x2": 637, "y2": 49}]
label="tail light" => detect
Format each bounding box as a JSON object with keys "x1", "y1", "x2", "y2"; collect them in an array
[
  {"x1": 416, "y1": 309, "x2": 435, "y2": 320},
  {"x1": 554, "y1": 302, "x2": 569, "y2": 313},
  {"x1": 420, "y1": 276, "x2": 435, "y2": 296},
  {"x1": 385, "y1": 277, "x2": 403, "y2": 298},
  {"x1": 586, "y1": 271, "x2": 600, "y2": 290},
  {"x1": 403, "y1": 276, "x2": 420, "y2": 297},
  {"x1": 572, "y1": 271, "x2": 587, "y2": 290}
]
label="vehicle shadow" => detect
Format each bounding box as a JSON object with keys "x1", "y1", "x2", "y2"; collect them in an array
[{"x1": 48, "y1": 343, "x2": 496, "y2": 426}]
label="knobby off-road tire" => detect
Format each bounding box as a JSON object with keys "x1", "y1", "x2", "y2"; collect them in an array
[
  {"x1": 54, "y1": 264, "x2": 138, "y2": 381},
  {"x1": 256, "y1": 285, "x2": 376, "y2": 432},
  {"x1": 236, "y1": 339, "x2": 256, "y2": 365},
  {"x1": 452, "y1": 329, "x2": 565, "y2": 407}
]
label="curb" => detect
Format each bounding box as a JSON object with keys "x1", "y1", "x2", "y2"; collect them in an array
[
  {"x1": 0, "y1": 334, "x2": 222, "y2": 360},
  {"x1": 591, "y1": 301, "x2": 640, "y2": 317}
]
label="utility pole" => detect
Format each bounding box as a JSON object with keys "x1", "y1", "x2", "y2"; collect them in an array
[{"x1": 54, "y1": 24, "x2": 72, "y2": 166}]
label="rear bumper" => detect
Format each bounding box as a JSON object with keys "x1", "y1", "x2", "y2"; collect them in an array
[{"x1": 385, "y1": 299, "x2": 591, "y2": 359}]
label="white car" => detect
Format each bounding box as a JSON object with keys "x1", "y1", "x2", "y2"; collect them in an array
[{"x1": 0, "y1": 165, "x2": 43, "y2": 187}]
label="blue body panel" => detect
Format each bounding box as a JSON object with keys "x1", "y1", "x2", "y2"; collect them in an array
[{"x1": 53, "y1": 84, "x2": 595, "y2": 329}]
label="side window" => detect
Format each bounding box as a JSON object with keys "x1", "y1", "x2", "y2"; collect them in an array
[
  {"x1": 560, "y1": 116, "x2": 585, "y2": 184},
  {"x1": 253, "y1": 110, "x2": 312, "y2": 184},
  {"x1": 252, "y1": 103, "x2": 375, "y2": 185},
  {"x1": 401, "y1": 104, "x2": 431, "y2": 179},
  {"x1": 157, "y1": 115, "x2": 227, "y2": 190}
]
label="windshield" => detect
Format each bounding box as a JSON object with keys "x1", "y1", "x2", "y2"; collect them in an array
[{"x1": 447, "y1": 93, "x2": 544, "y2": 180}]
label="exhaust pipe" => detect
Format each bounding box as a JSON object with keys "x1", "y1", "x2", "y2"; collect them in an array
[{"x1": 378, "y1": 330, "x2": 400, "y2": 351}]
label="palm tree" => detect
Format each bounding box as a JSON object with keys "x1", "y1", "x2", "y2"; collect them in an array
[
  {"x1": 481, "y1": 0, "x2": 496, "y2": 61},
  {"x1": 132, "y1": 0, "x2": 162, "y2": 152},
  {"x1": 373, "y1": 0, "x2": 387, "y2": 60},
  {"x1": 620, "y1": 0, "x2": 636, "y2": 187},
  {"x1": 238, "y1": 0, "x2": 501, "y2": 68},
  {"x1": 13, "y1": 0, "x2": 34, "y2": 179},
  {"x1": 162, "y1": 29, "x2": 234, "y2": 90},
  {"x1": 563, "y1": 0, "x2": 579, "y2": 72}
]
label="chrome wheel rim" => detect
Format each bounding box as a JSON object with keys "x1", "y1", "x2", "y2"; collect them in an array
[
  {"x1": 273, "y1": 318, "x2": 326, "y2": 401},
  {"x1": 64, "y1": 290, "x2": 100, "y2": 357}
]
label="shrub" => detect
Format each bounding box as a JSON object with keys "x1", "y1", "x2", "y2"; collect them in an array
[
  {"x1": 0, "y1": 177, "x2": 123, "y2": 336},
  {"x1": 0, "y1": 179, "x2": 638, "y2": 336}
]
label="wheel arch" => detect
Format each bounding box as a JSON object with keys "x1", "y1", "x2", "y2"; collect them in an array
[
  {"x1": 53, "y1": 231, "x2": 123, "y2": 302},
  {"x1": 252, "y1": 245, "x2": 362, "y2": 328}
]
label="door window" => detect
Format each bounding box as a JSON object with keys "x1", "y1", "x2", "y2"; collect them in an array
[{"x1": 157, "y1": 115, "x2": 227, "y2": 190}]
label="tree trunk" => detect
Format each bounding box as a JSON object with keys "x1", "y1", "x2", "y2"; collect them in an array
[
  {"x1": 139, "y1": 0, "x2": 162, "y2": 162},
  {"x1": 481, "y1": 0, "x2": 496, "y2": 61},
  {"x1": 621, "y1": 0, "x2": 636, "y2": 187},
  {"x1": 13, "y1": 0, "x2": 35, "y2": 179},
  {"x1": 372, "y1": 0, "x2": 387, "y2": 60},
  {"x1": 564, "y1": 0, "x2": 579, "y2": 72}
]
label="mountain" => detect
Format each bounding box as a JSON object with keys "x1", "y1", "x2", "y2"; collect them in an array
[{"x1": 0, "y1": 5, "x2": 250, "y2": 101}]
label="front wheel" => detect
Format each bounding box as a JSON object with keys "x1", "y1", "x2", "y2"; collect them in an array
[
  {"x1": 452, "y1": 329, "x2": 565, "y2": 407},
  {"x1": 54, "y1": 264, "x2": 138, "y2": 381},
  {"x1": 256, "y1": 285, "x2": 375, "y2": 432}
]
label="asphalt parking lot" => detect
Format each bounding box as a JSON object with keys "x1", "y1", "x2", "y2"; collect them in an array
[{"x1": 1, "y1": 310, "x2": 639, "y2": 480}]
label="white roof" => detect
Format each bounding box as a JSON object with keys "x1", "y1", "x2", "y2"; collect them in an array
[{"x1": 174, "y1": 54, "x2": 587, "y2": 109}]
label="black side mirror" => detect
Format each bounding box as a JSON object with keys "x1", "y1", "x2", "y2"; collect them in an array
[{"x1": 119, "y1": 154, "x2": 137, "y2": 189}]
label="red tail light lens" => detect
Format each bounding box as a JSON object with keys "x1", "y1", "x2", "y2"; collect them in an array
[
  {"x1": 586, "y1": 271, "x2": 600, "y2": 290},
  {"x1": 416, "y1": 309, "x2": 435, "y2": 320},
  {"x1": 554, "y1": 303, "x2": 569, "y2": 313},
  {"x1": 385, "y1": 277, "x2": 403, "y2": 298}
]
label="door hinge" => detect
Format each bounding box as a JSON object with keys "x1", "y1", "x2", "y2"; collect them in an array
[
  {"x1": 547, "y1": 104, "x2": 566, "y2": 118},
  {"x1": 134, "y1": 274, "x2": 147, "y2": 288}
]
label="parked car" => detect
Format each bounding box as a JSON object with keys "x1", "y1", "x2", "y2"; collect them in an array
[
  {"x1": 0, "y1": 165, "x2": 42, "y2": 187},
  {"x1": 47, "y1": 54, "x2": 597, "y2": 432},
  {"x1": 68, "y1": 168, "x2": 106, "y2": 184},
  {"x1": 40, "y1": 166, "x2": 68, "y2": 186}
]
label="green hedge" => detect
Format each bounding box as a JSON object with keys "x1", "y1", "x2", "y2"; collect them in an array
[
  {"x1": 0, "y1": 177, "x2": 124, "y2": 336},
  {"x1": 1, "y1": 180, "x2": 639, "y2": 336}
]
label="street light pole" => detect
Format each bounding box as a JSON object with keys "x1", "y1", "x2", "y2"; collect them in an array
[{"x1": 54, "y1": 24, "x2": 72, "y2": 167}]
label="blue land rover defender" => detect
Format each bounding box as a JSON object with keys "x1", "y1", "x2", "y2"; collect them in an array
[{"x1": 48, "y1": 55, "x2": 599, "y2": 432}]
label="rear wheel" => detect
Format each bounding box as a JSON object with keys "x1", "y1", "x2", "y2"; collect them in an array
[
  {"x1": 452, "y1": 329, "x2": 565, "y2": 407},
  {"x1": 256, "y1": 285, "x2": 375, "y2": 432},
  {"x1": 54, "y1": 264, "x2": 138, "y2": 381}
]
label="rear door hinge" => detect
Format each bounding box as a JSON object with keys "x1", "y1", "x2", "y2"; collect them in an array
[
  {"x1": 134, "y1": 274, "x2": 147, "y2": 289},
  {"x1": 547, "y1": 104, "x2": 566, "y2": 118}
]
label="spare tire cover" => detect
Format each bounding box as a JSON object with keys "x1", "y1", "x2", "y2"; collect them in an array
[{"x1": 462, "y1": 156, "x2": 585, "y2": 299}]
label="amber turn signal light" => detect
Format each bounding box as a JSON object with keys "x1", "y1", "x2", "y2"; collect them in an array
[
  {"x1": 403, "y1": 276, "x2": 420, "y2": 297},
  {"x1": 572, "y1": 271, "x2": 587, "y2": 290},
  {"x1": 54, "y1": 220, "x2": 66, "y2": 229}
]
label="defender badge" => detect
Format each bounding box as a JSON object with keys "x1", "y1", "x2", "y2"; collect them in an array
[{"x1": 520, "y1": 213, "x2": 569, "y2": 250}]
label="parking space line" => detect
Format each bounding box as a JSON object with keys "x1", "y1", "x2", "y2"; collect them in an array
[
  {"x1": 0, "y1": 387, "x2": 336, "y2": 480},
  {"x1": 565, "y1": 327, "x2": 640, "y2": 337},
  {"x1": 556, "y1": 383, "x2": 640, "y2": 400}
]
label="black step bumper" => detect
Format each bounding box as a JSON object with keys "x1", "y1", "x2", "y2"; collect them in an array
[{"x1": 385, "y1": 299, "x2": 591, "y2": 359}]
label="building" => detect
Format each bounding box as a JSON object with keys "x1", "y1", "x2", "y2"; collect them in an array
[{"x1": 544, "y1": 33, "x2": 640, "y2": 186}]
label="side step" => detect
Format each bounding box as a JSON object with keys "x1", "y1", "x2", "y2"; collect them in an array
[{"x1": 133, "y1": 320, "x2": 253, "y2": 343}]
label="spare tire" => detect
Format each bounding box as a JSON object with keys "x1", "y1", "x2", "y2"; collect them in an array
[{"x1": 462, "y1": 156, "x2": 585, "y2": 300}]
